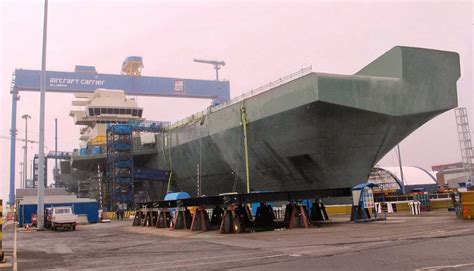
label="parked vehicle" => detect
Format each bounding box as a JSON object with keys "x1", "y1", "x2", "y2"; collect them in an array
[
  {"x1": 31, "y1": 214, "x2": 37, "y2": 227},
  {"x1": 45, "y1": 206, "x2": 78, "y2": 231}
]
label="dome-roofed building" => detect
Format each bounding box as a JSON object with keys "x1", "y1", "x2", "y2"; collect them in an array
[{"x1": 368, "y1": 166, "x2": 438, "y2": 193}]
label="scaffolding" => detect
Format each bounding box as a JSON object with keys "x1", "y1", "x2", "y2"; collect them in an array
[
  {"x1": 454, "y1": 107, "x2": 474, "y2": 180},
  {"x1": 77, "y1": 175, "x2": 100, "y2": 199},
  {"x1": 106, "y1": 124, "x2": 134, "y2": 210},
  {"x1": 106, "y1": 123, "x2": 169, "y2": 210}
]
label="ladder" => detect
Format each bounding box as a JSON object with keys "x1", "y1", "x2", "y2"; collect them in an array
[{"x1": 454, "y1": 107, "x2": 474, "y2": 180}]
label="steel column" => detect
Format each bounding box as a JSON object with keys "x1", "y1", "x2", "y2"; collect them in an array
[
  {"x1": 22, "y1": 114, "x2": 31, "y2": 189},
  {"x1": 55, "y1": 118, "x2": 58, "y2": 170},
  {"x1": 9, "y1": 89, "x2": 18, "y2": 207},
  {"x1": 37, "y1": 0, "x2": 48, "y2": 230}
]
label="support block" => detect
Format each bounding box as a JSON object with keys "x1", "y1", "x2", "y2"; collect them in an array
[
  {"x1": 211, "y1": 206, "x2": 224, "y2": 227},
  {"x1": 156, "y1": 209, "x2": 172, "y2": 228},
  {"x1": 288, "y1": 204, "x2": 312, "y2": 229},
  {"x1": 220, "y1": 204, "x2": 243, "y2": 234},
  {"x1": 254, "y1": 203, "x2": 275, "y2": 229},
  {"x1": 311, "y1": 201, "x2": 329, "y2": 221},
  {"x1": 190, "y1": 206, "x2": 211, "y2": 231},
  {"x1": 173, "y1": 207, "x2": 192, "y2": 230}
]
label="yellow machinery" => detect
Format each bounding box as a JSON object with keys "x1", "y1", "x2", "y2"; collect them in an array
[
  {"x1": 455, "y1": 191, "x2": 474, "y2": 219},
  {"x1": 89, "y1": 135, "x2": 106, "y2": 145}
]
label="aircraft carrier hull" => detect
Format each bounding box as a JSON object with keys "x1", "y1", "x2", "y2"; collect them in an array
[{"x1": 146, "y1": 46, "x2": 460, "y2": 197}]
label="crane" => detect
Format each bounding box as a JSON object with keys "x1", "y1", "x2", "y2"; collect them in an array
[
  {"x1": 193, "y1": 59, "x2": 225, "y2": 81},
  {"x1": 9, "y1": 57, "x2": 230, "y2": 208}
]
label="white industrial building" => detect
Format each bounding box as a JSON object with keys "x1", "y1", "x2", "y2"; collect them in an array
[{"x1": 368, "y1": 166, "x2": 438, "y2": 193}]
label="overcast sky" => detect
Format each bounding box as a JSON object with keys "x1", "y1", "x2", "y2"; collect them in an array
[{"x1": 1, "y1": 0, "x2": 472, "y2": 202}]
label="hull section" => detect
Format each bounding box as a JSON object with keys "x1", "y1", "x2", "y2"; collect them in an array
[
  {"x1": 150, "y1": 102, "x2": 437, "y2": 196},
  {"x1": 148, "y1": 46, "x2": 460, "y2": 197},
  {"x1": 69, "y1": 46, "x2": 461, "y2": 200}
]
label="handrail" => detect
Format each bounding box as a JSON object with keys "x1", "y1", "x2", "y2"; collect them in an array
[
  {"x1": 373, "y1": 192, "x2": 453, "y2": 202},
  {"x1": 165, "y1": 66, "x2": 312, "y2": 130}
]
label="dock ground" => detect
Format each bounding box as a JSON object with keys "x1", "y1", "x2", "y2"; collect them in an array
[{"x1": 2, "y1": 210, "x2": 474, "y2": 270}]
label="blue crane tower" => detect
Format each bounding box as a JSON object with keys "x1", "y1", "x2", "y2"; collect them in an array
[{"x1": 8, "y1": 56, "x2": 230, "y2": 206}]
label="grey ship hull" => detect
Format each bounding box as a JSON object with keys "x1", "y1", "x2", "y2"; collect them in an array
[{"x1": 146, "y1": 47, "x2": 460, "y2": 197}]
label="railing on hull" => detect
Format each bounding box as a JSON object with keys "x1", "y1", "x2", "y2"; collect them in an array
[{"x1": 165, "y1": 66, "x2": 313, "y2": 130}]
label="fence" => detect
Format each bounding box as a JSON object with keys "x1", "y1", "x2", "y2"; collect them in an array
[
  {"x1": 374, "y1": 192, "x2": 452, "y2": 202},
  {"x1": 0, "y1": 199, "x2": 4, "y2": 262}
]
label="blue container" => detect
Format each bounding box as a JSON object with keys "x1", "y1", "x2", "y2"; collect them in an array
[
  {"x1": 91, "y1": 146, "x2": 102, "y2": 155},
  {"x1": 115, "y1": 160, "x2": 132, "y2": 168},
  {"x1": 18, "y1": 201, "x2": 99, "y2": 227},
  {"x1": 111, "y1": 142, "x2": 131, "y2": 151},
  {"x1": 110, "y1": 124, "x2": 132, "y2": 135},
  {"x1": 79, "y1": 148, "x2": 88, "y2": 156}
]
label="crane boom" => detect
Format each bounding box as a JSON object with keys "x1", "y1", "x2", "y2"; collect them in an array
[
  {"x1": 193, "y1": 59, "x2": 225, "y2": 66},
  {"x1": 193, "y1": 58, "x2": 226, "y2": 81}
]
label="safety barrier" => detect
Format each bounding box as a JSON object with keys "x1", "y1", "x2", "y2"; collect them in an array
[
  {"x1": 325, "y1": 205, "x2": 353, "y2": 215},
  {"x1": 0, "y1": 199, "x2": 4, "y2": 262},
  {"x1": 408, "y1": 201, "x2": 421, "y2": 215},
  {"x1": 374, "y1": 193, "x2": 452, "y2": 202},
  {"x1": 103, "y1": 211, "x2": 135, "y2": 220},
  {"x1": 374, "y1": 202, "x2": 399, "y2": 214},
  {"x1": 273, "y1": 207, "x2": 284, "y2": 219},
  {"x1": 430, "y1": 198, "x2": 453, "y2": 209},
  {"x1": 413, "y1": 192, "x2": 431, "y2": 211},
  {"x1": 325, "y1": 198, "x2": 452, "y2": 216}
]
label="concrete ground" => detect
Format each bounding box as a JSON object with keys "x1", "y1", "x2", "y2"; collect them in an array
[{"x1": 2, "y1": 210, "x2": 474, "y2": 270}]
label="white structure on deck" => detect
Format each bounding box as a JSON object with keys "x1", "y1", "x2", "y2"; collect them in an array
[{"x1": 69, "y1": 89, "x2": 144, "y2": 148}]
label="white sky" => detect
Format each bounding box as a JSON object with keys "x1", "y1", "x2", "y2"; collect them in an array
[{"x1": 1, "y1": 0, "x2": 473, "y2": 202}]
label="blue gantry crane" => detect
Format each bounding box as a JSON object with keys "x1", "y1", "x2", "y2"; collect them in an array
[{"x1": 8, "y1": 57, "x2": 230, "y2": 206}]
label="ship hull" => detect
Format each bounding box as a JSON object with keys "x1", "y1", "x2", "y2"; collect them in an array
[
  {"x1": 149, "y1": 101, "x2": 438, "y2": 196},
  {"x1": 146, "y1": 46, "x2": 460, "y2": 197},
  {"x1": 68, "y1": 46, "x2": 460, "y2": 200}
]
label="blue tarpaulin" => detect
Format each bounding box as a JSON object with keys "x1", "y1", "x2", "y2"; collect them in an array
[{"x1": 164, "y1": 192, "x2": 190, "y2": 201}]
